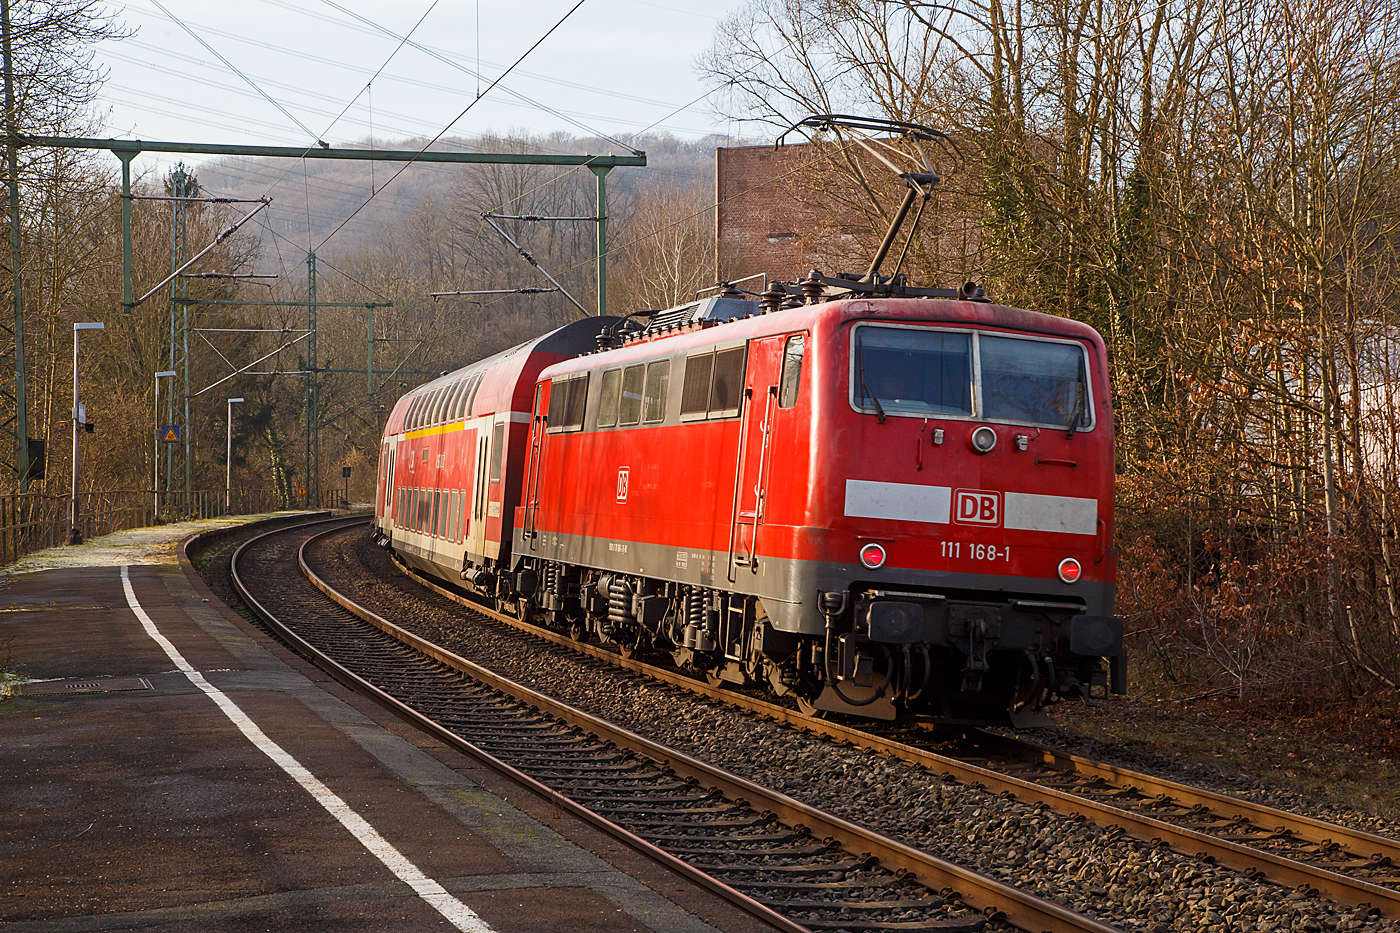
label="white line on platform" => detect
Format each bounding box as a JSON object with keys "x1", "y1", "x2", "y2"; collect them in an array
[{"x1": 120, "y1": 563, "x2": 493, "y2": 932}]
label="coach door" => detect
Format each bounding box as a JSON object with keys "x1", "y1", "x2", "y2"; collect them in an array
[
  {"x1": 729, "y1": 335, "x2": 786, "y2": 581},
  {"x1": 469, "y1": 427, "x2": 491, "y2": 559},
  {"x1": 523, "y1": 384, "x2": 546, "y2": 548}
]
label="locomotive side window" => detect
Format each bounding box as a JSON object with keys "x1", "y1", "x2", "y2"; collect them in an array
[
  {"x1": 680, "y1": 352, "x2": 713, "y2": 418},
  {"x1": 681, "y1": 347, "x2": 746, "y2": 419},
  {"x1": 979, "y1": 335, "x2": 1090, "y2": 429},
  {"x1": 854, "y1": 327, "x2": 973, "y2": 417},
  {"x1": 618, "y1": 365, "x2": 644, "y2": 425},
  {"x1": 643, "y1": 360, "x2": 670, "y2": 423},
  {"x1": 709, "y1": 346, "x2": 747, "y2": 417},
  {"x1": 547, "y1": 373, "x2": 588, "y2": 433},
  {"x1": 597, "y1": 369, "x2": 621, "y2": 427},
  {"x1": 778, "y1": 334, "x2": 805, "y2": 408}
]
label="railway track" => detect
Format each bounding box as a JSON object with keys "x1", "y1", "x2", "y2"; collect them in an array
[
  {"x1": 323, "y1": 520, "x2": 1400, "y2": 923},
  {"x1": 228, "y1": 516, "x2": 1121, "y2": 933}
]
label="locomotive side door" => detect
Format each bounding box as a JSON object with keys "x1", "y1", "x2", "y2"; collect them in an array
[
  {"x1": 523, "y1": 383, "x2": 547, "y2": 548},
  {"x1": 729, "y1": 335, "x2": 787, "y2": 581}
]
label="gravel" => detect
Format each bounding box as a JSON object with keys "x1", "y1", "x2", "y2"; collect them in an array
[{"x1": 297, "y1": 527, "x2": 1400, "y2": 933}]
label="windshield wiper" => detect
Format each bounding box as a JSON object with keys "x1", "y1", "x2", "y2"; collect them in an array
[
  {"x1": 856, "y1": 334, "x2": 887, "y2": 423},
  {"x1": 1067, "y1": 356, "x2": 1086, "y2": 437}
]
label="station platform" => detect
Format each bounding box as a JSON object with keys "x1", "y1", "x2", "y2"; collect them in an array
[{"x1": 0, "y1": 516, "x2": 775, "y2": 933}]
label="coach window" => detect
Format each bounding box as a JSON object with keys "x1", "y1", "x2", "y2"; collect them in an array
[
  {"x1": 463, "y1": 373, "x2": 484, "y2": 416},
  {"x1": 597, "y1": 368, "x2": 621, "y2": 427},
  {"x1": 779, "y1": 334, "x2": 805, "y2": 408},
  {"x1": 447, "y1": 380, "x2": 464, "y2": 421},
  {"x1": 444, "y1": 380, "x2": 465, "y2": 422},
  {"x1": 643, "y1": 360, "x2": 670, "y2": 423},
  {"x1": 454, "y1": 375, "x2": 475, "y2": 419},
  {"x1": 432, "y1": 386, "x2": 450, "y2": 424},
  {"x1": 619, "y1": 365, "x2": 644, "y2": 425},
  {"x1": 425, "y1": 388, "x2": 441, "y2": 426},
  {"x1": 406, "y1": 395, "x2": 422, "y2": 430},
  {"x1": 438, "y1": 384, "x2": 455, "y2": 422}
]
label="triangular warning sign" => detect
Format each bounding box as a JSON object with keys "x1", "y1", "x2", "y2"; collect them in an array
[{"x1": 160, "y1": 425, "x2": 181, "y2": 443}]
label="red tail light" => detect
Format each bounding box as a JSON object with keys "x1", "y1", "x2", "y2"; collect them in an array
[
  {"x1": 859, "y1": 543, "x2": 887, "y2": 569},
  {"x1": 1057, "y1": 557, "x2": 1082, "y2": 583}
]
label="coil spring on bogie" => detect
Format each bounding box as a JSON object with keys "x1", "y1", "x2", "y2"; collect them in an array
[
  {"x1": 608, "y1": 578, "x2": 633, "y2": 629},
  {"x1": 686, "y1": 587, "x2": 707, "y2": 629},
  {"x1": 542, "y1": 561, "x2": 565, "y2": 597}
]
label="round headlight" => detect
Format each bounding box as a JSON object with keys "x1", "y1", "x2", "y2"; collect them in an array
[
  {"x1": 1057, "y1": 557, "x2": 1082, "y2": 584},
  {"x1": 859, "y1": 542, "x2": 887, "y2": 569},
  {"x1": 969, "y1": 425, "x2": 997, "y2": 454}
]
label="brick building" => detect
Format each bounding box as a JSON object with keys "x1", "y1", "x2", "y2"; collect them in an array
[
  {"x1": 714, "y1": 142, "x2": 866, "y2": 286},
  {"x1": 714, "y1": 140, "x2": 983, "y2": 291}
]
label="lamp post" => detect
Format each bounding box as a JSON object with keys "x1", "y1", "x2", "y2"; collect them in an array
[
  {"x1": 154, "y1": 370, "x2": 176, "y2": 519},
  {"x1": 70, "y1": 322, "x2": 105, "y2": 544},
  {"x1": 226, "y1": 397, "x2": 244, "y2": 513}
]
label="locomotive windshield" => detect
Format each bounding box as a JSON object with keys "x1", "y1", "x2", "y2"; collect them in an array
[
  {"x1": 855, "y1": 328, "x2": 973, "y2": 417},
  {"x1": 852, "y1": 325, "x2": 1091, "y2": 429}
]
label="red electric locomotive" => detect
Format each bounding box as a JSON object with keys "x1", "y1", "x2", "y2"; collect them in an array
[
  {"x1": 374, "y1": 115, "x2": 1124, "y2": 724},
  {"x1": 375, "y1": 288, "x2": 1125, "y2": 724}
]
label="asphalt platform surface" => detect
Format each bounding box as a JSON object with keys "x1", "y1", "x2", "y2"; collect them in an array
[{"x1": 0, "y1": 517, "x2": 777, "y2": 932}]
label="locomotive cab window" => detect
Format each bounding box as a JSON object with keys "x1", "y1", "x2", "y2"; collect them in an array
[
  {"x1": 980, "y1": 335, "x2": 1089, "y2": 430},
  {"x1": 547, "y1": 372, "x2": 588, "y2": 433},
  {"x1": 855, "y1": 327, "x2": 972, "y2": 418},
  {"x1": 778, "y1": 334, "x2": 805, "y2": 408},
  {"x1": 850, "y1": 324, "x2": 1093, "y2": 429}
]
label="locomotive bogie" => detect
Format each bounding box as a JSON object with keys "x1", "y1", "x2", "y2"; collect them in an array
[{"x1": 376, "y1": 296, "x2": 1126, "y2": 725}]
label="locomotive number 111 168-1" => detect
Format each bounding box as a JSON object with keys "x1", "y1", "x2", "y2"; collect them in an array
[{"x1": 941, "y1": 541, "x2": 1012, "y2": 562}]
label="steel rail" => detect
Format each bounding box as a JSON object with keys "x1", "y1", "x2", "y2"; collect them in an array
[
  {"x1": 228, "y1": 519, "x2": 805, "y2": 933},
  {"x1": 968, "y1": 730, "x2": 1400, "y2": 865},
  {"x1": 309, "y1": 524, "x2": 1122, "y2": 933},
  {"x1": 378, "y1": 534, "x2": 1400, "y2": 918}
]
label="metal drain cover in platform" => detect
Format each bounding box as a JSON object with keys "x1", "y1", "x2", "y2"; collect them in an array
[{"x1": 18, "y1": 677, "x2": 152, "y2": 696}]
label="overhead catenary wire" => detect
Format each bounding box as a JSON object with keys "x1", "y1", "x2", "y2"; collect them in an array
[
  {"x1": 149, "y1": 0, "x2": 329, "y2": 147},
  {"x1": 311, "y1": 0, "x2": 593, "y2": 255},
  {"x1": 318, "y1": 0, "x2": 637, "y2": 154}
]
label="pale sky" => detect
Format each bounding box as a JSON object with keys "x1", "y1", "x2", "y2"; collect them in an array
[{"x1": 90, "y1": 0, "x2": 749, "y2": 175}]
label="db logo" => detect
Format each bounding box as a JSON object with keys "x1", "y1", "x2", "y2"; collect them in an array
[
  {"x1": 954, "y1": 489, "x2": 1001, "y2": 526},
  {"x1": 616, "y1": 467, "x2": 630, "y2": 502}
]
